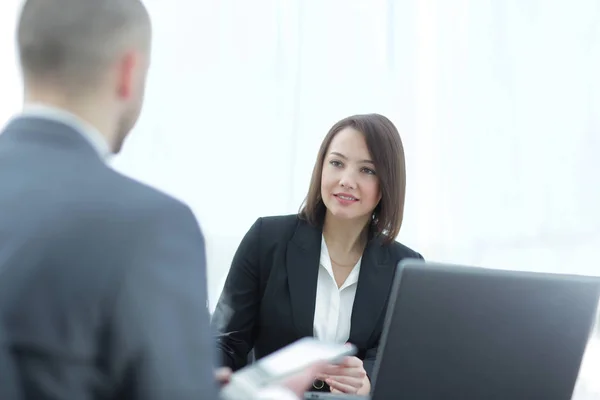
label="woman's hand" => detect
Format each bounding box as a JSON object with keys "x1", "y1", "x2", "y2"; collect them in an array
[
  {"x1": 280, "y1": 362, "x2": 329, "y2": 397},
  {"x1": 214, "y1": 367, "x2": 232, "y2": 387},
  {"x1": 318, "y1": 356, "x2": 370, "y2": 394}
]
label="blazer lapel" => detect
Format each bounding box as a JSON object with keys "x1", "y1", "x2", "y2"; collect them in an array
[
  {"x1": 348, "y1": 238, "x2": 395, "y2": 346},
  {"x1": 286, "y1": 219, "x2": 322, "y2": 338}
]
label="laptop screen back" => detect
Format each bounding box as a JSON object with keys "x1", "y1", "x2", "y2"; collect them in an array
[{"x1": 372, "y1": 260, "x2": 600, "y2": 400}]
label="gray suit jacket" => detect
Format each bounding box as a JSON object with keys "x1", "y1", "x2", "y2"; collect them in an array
[
  {"x1": 0, "y1": 117, "x2": 219, "y2": 399},
  {"x1": 0, "y1": 324, "x2": 22, "y2": 399}
]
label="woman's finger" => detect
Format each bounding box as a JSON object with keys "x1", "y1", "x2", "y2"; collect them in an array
[
  {"x1": 327, "y1": 366, "x2": 366, "y2": 379},
  {"x1": 326, "y1": 375, "x2": 363, "y2": 387},
  {"x1": 341, "y1": 356, "x2": 363, "y2": 367},
  {"x1": 322, "y1": 365, "x2": 365, "y2": 378},
  {"x1": 326, "y1": 375, "x2": 364, "y2": 393},
  {"x1": 326, "y1": 377, "x2": 359, "y2": 394},
  {"x1": 214, "y1": 367, "x2": 232, "y2": 386},
  {"x1": 320, "y1": 364, "x2": 340, "y2": 375}
]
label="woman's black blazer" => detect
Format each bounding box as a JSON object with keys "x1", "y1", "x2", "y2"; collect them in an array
[{"x1": 211, "y1": 214, "x2": 423, "y2": 378}]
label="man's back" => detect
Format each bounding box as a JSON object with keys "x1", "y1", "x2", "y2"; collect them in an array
[
  {"x1": 1, "y1": 0, "x2": 319, "y2": 398},
  {"x1": 0, "y1": 117, "x2": 219, "y2": 399},
  {"x1": 0, "y1": 323, "x2": 22, "y2": 399}
]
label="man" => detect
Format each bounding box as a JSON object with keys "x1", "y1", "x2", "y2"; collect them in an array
[{"x1": 0, "y1": 1, "x2": 319, "y2": 399}]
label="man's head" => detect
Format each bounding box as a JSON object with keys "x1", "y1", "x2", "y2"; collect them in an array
[{"x1": 17, "y1": 0, "x2": 152, "y2": 153}]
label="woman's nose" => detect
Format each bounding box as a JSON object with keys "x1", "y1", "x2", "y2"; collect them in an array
[{"x1": 339, "y1": 173, "x2": 357, "y2": 190}]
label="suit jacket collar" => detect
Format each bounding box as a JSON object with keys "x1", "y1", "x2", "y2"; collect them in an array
[
  {"x1": 286, "y1": 217, "x2": 395, "y2": 346},
  {"x1": 1, "y1": 116, "x2": 107, "y2": 162}
]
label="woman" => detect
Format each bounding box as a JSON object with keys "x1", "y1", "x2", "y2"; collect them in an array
[{"x1": 212, "y1": 114, "x2": 423, "y2": 395}]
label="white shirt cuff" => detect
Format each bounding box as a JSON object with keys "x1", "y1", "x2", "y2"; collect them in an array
[{"x1": 257, "y1": 386, "x2": 299, "y2": 400}]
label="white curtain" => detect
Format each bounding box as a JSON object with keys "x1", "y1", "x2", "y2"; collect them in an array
[
  {"x1": 2, "y1": 0, "x2": 600, "y2": 304},
  {"x1": 111, "y1": 0, "x2": 600, "y2": 306}
]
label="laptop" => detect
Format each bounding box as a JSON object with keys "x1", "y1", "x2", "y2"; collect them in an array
[{"x1": 305, "y1": 259, "x2": 600, "y2": 400}]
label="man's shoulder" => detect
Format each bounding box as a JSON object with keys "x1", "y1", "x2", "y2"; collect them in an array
[
  {"x1": 44, "y1": 167, "x2": 198, "y2": 244},
  {"x1": 94, "y1": 167, "x2": 192, "y2": 218},
  {"x1": 42, "y1": 170, "x2": 201, "y2": 271}
]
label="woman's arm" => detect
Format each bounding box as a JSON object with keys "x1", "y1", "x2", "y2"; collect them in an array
[{"x1": 211, "y1": 218, "x2": 263, "y2": 371}]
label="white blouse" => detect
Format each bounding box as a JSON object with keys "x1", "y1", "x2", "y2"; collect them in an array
[{"x1": 313, "y1": 236, "x2": 362, "y2": 343}]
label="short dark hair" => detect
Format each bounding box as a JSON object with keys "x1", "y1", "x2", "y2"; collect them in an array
[
  {"x1": 17, "y1": 0, "x2": 151, "y2": 89},
  {"x1": 300, "y1": 114, "x2": 406, "y2": 244}
]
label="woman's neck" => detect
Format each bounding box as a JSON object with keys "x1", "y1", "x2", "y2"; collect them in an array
[{"x1": 322, "y1": 212, "x2": 370, "y2": 255}]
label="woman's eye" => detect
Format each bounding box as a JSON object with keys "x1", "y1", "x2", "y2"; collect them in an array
[
  {"x1": 330, "y1": 160, "x2": 343, "y2": 167},
  {"x1": 362, "y1": 167, "x2": 376, "y2": 175}
]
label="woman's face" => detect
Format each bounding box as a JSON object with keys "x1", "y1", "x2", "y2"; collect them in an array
[{"x1": 320, "y1": 127, "x2": 382, "y2": 223}]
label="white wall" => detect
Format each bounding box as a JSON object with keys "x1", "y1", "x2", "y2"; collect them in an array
[
  {"x1": 0, "y1": 1, "x2": 22, "y2": 124},
  {"x1": 120, "y1": 0, "x2": 600, "y2": 307},
  {"x1": 1, "y1": 0, "x2": 600, "y2": 309}
]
